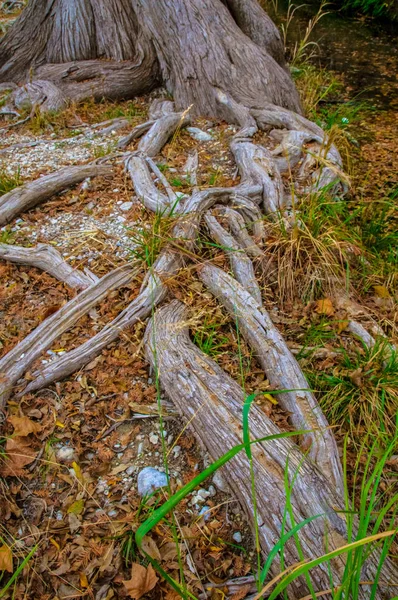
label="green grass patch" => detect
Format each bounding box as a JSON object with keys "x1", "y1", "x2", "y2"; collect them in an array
[
  {"x1": 307, "y1": 340, "x2": 398, "y2": 444},
  {"x1": 0, "y1": 169, "x2": 22, "y2": 195}
]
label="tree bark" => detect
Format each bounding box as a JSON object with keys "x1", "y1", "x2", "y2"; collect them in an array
[
  {"x1": 0, "y1": 0, "x2": 301, "y2": 117},
  {"x1": 0, "y1": 242, "x2": 97, "y2": 289},
  {"x1": 0, "y1": 163, "x2": 113, "y2": 226}
]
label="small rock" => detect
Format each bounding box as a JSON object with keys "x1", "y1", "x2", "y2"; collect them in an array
[
  {"x1": 137, "y1": 467, "x2": 168, "y2": 497},
  {"x1": 232, "y1": 531, "x2": 242, "y2": 544},
  {"x1": 172, "y1": 445, "x2": 181, "y2": 458},
  {"x1": 187, "y1": 127, "x2": 213, "y2": 142},
  {"x1": 81, "y1": 178, "x2": 91, "y2": 191},
  {"x1": 212, "y1": 471, "x2": 228, "y2": 492},
  {"x1": 107, "y1": 509, "x2": 118, "y2": 518},
  {"x1": 149, "y1": 433, "x2": 159, "y2": 445},
  {"x1": 126, "y1": 465, "x2": 136, "y2": 476},
  {"x1": 208, "y1": 485, "x2": 216, "y2": 497},
  {"x1": 56, "y1": 446, "x2": 75, "y2": 463},
  {"x1": 191, "y1": 488, "x2": 211, "y2": 505},
  {"x1": 119, "y1": 201, "x2": 133, "y2": 212},
  {"x1": 198, "y1": 506, "x2": 211, "y2": 521}
]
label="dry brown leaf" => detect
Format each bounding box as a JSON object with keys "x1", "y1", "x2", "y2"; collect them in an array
[
  {"x1": 8, "y1": 415, "x2": 42, "y2": 437},
  {"x1": 315, "y1": 298, "x2": 335, "y2": 316},
  {"x1": 165, "y1": 591, "x2": 183, "y2": 600},
  {"x1": 0, "y1": 544, "x2": 13, "y2": 573},
  {"x1": 0, "y1": 437, "x2": 36, "y2": 477},
  {"x1": 231, "y1": 584, "x2": 252, "y2": 600},
  {"x1": 140, "y1": 536, "x2": 161, "y2": 561},
  {"x1": 122, "y1": 563, "x2": 158, "y2": 599},
  {"x1": 336, "y1": 319, "x2": 349, "y2": 334},
  {"x1": 350, "y1": 368, "x2": 363, "y2": 387}
]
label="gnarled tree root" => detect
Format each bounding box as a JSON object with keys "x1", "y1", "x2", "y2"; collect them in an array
[
  {"x1": 144, "y1": 299, "x2": 396, "y2": 599},
  {"x1": 0, "y1": 242, "x2": 97, "y2": 289},
  {"x1": 0, "y1": 264, "x2": 136, "y2": 411},
  {"x1": 0, "y1": 163, "x2": 113, "y2": 226},
  {"x1": 0, "y1": 99, "x2": 396, "y2": 596},
  {"x1": 197, "y1": 263, "x2": 344, "y2": 494}
]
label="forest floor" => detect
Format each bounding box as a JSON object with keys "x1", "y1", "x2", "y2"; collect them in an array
[{"x1": 0, "y1": 6, "x2": 397, "y2": 600}]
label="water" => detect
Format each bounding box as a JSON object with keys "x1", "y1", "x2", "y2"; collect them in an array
[{"x1": 276, "y1": 3, "x2": 398, "y2": 108}]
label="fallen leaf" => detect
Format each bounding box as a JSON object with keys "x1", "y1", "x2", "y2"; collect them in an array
[
  {"x1": 0, "y1": 544, "x2": 13, "y2": 572},
  {"x1": 67, "y1": 499, "x2": 85, "y2": 515},
  {"x1": 350, "y1": 368, "x2": 363, "y2": 387},
  {"x1": 315, "y1": 298, "x2": 335, "y2": 316},
  {"x1": 373, "y1": 285, "x2": 390, "y2": 299},
  {"x1": 140, "y1": 536, "x2": 161, "y2": 561},
  {"x1": 122, "y1": 563, "x2": 158, "y2": 599},
  {"x1": 263, "y1": 393, "x2": 278, "y2": 405},
  {"x1": 8, "y1": 415, "x2": 41, "y2": 437},
  {"x1": 68, "y1": 512, "x2": 81, "y2": 534},
  {"x1": 336, "y1": 319, "x2": 349, "y2": 334},
  {"x1": 99, "y1": 542, "x2": 115, "y2": 573},
  {"x1": 72, "y1": 461, "x2": 84, "y2": 484},
  {"x1": 0, "y1": 437, "x2": 36, "y2": 477},
  {"x1": 80, "y1": 572, "x2": 89, "y2": 588},
  {"x1": 231, "y1": 585, "x2": 253, "y2": 600}
]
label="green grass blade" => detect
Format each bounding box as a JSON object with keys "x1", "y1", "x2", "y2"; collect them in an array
[
  {"x1": 267, "y1": 531, "x2": 397, "y2": 600},
  {"x1": 259, "y1": 514, "x2": 323, "y2": 586},
  {"x1": 0, "y1": 545, "x2": 38, "y2": 599}
]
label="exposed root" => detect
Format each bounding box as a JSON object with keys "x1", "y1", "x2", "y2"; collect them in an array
[
  {"x1": 1, "y1": 97, "x2": 395, "y2": 596},
  {"x1": 0, "y1": 264, "x2": 136, "y2": 411},
  {"x1": 198, "y1": 263, "x2": 344, "y2": 494},
  {"x1": 212, "y1": 205, "x2": 263, "y2": 258},
  {"x1": 144, "y1": 299, "x2": 397, "y2": 599},
  {"x1": 0, "y1": 163, "x2": 114, "y2": 226},
  {"x1": 204, "y1": 211, "x2": 262, "y2": 304},
  {"x1": 0, "y1": 242, "x2": 97, "y2": 289}
]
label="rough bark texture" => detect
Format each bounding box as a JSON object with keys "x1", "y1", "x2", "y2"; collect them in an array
[
  {"x1": 0, "y1": 264, "x2": 136, "y2": 412},
  {"x1": 0, "y1": 0, "x2": 300, "y2": 117},
  {"x1": 144, "y1": 300, "x2": 394, "y2": 600},
  {"x1": 198, "y1": 263, "x2": 344, "y2": 494},
  {"x1": 0, "y1": 242, "x2": 96, "y2": 289},
  {"x1": 0, "y1": 163, "x2": 113, "y2": 226},
  {"x1": 224, "y1": 0, "x2": 286, "y2": 65}
]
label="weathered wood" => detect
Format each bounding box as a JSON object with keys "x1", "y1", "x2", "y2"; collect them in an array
[
  {"x1": 130, "y1": 0, "x2": 301, "y2": 118},
  {"x1": 146, "y1": 300, "x2": 397, "y2": 598},
  {"x1": 145, "y1": 299, "x2": 397, "y2": 599},
  {"x1": 0, "y1": 264, "x2": 136, "y2": 410},
  {"x1": 198, "y1": 263, "x2": 344, "y2": 494},
  {"x1": 19, "y1": 252, "x2": 176, "y2": 398},
  {"x1": 0, "y1": 163, "x2": 113, "y2": 226},
  {"x1": 137, "y1": 110, "x2": 191, "y2": 157},
  {"x1": 212, "y1": 205, "x2": 263, "y2": 257},
  {"x1": 204, "y1": 212, "x2": 262, "y2": 304},
  {"x1": 36, "y1": 58, "x2": 158, "y2": 105},
  {"x1": 18, "y1": 185, "x2": 261, "y2": 396},
  {"x1": 0, "y1": 242, "x2": 96, "y2": 289},
  {"x1": 232, "y1": 140, "x2": 285, "y2": 214},
  {"x1": 118, "y1": 120, "x2": 154, "y2": 150},
  {"x1": 125, "y1": 154, "x2": 172, "y2": 213},
  {"x1": 224, "y1": 0, "x2": 286, "y2": 66}
]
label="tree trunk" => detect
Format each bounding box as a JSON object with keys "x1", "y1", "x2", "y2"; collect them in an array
[{"x1": 0, "y1": 0, "x2": 300, "y2": 116}]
